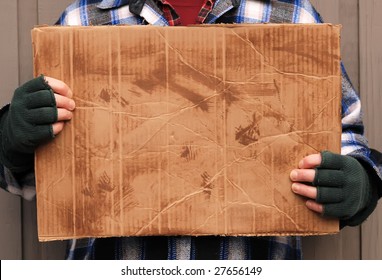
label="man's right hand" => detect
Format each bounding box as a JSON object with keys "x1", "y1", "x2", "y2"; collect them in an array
[{"x1": 0, "y1": 75, "x2": 75, "y2": 173}]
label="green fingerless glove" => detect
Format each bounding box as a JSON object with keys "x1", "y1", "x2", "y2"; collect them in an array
[
  {"x1": 314, "y1": 151, "x2": 379, "y2": 226},
  {"x1": 0, "y1": 75, "x2": 57, "y2": 173}
]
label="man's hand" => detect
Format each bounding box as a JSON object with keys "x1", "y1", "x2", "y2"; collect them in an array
[
  {"x1": 0, "y1": 75, "x2": 75, "y2": 173},
  {"x1": 290, "y1": 151, "x2": 378, "y2": 226}
]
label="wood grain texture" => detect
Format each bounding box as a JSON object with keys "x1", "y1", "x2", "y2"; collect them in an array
[
  {"x1": 0, "y1": 1, "x2": 22, "y2": 260},
  {"x1": 38, "y1": 0, "x2": 75, "y2": 25},
  {"x1": 18, "y1": 0, "x2": 37, "y2": 85},
  {"x1": 359, "y1": 0, "x2": 382, "y2": 260},
  {"x1": 311, "y1": 0, "x2": 359, "y2": 90},
  {"x1": 17, "y1": 0, "x2": 40, "y2": 260}
]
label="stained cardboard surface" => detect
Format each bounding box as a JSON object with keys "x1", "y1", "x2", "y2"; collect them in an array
[{"x1": 33, "y1": 24, "x2": 341, "y2": 241}]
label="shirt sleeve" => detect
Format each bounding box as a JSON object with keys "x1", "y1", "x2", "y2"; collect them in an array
[
  {"x1": 55, "y1": 0, "x2": 82, "y2": 26},
  {"x1": 0, "y1": 103, "x2": 35, "y2": 200},
  {"x1": 0, "y1": 166, "x2": 36, "y2": 201}
]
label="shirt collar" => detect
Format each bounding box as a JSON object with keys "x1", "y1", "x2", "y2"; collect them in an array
[{"x1": 96, "y1": 0, "x2": 239, "y2": 23}]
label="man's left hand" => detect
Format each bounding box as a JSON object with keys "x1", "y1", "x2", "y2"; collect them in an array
[{"x1": 290, "y1": 151, "x2": 378, "y2": 225}]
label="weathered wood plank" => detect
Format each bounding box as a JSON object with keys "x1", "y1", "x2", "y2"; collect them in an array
[
  {"x1": 0, "y1": 1, "x2": 22, "y2": 260},
  {"x1": 38, "y1": 0, "x2": 74, "y2": 25},
  {"x1": 311, "y1": 0, "x2": 359, "y2": 90},
  {"x1": 359, "y1": 0, "x2": 382, "y2": 260}
]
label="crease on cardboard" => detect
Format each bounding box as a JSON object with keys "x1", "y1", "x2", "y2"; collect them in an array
[
  {"x1": 134, "y1": 188, "x2": 209, "y2": 235},
  {"x1": 229, "y1": 29, "x2": 338, "y2": 80},
  {"x1": 155, "y1": 29, "x2": 213, "y2": 80},
  {"x1": 225, "y1": 178, "x2": 302, "y2": 230}
]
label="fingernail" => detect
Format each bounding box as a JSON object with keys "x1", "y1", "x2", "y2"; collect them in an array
[
  {"x1": 306, "y1": 200, "x2": 313, "y2": 208},
  {"x1": 290, "y1": 170, "x2": 298, "y2": 180},
  {"x1": 291, "y1": 183, "x2": 299, "y2": 192},
  {"x1": 69, "y1": 100, "x2": 76, "y2": 110}
]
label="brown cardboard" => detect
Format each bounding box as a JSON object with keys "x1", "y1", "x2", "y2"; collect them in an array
[{"x1": 32, "y1": 24, "x2": 341, "y2": 241}]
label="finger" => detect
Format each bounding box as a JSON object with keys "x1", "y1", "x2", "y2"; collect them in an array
[
  {"x1": 290, "y1": 168, "x2": 315, "y2": 183},
  {"x1": 306, "y1": 200, "x2": 324, "y2": 214},
  {"x1": 44, "y1": 76, "x2": 73, "y2": 98},
  {"x1": 298, "y1": 153, "x2": 322, "y2": 169},
  {"x1": 57, "y1": 108, "x2": 73, "y2": 122},
  {"x1": 26, "y1": 90, "x2": 55, "y2": 109},
  {"x1": 313, "y1": 169, "x2": 345, "y2": 187},
  {"x1": 55, "y1": 94, "x2": 75, "y2": 111},
  {"x1": 291, "y1": 182, "x2": 317, "y2": 199},
  {"x1": 52, "y1": 122, "x2": 65, "y2": 136},
  {"x1": 29, "y1": 107, "x2": 57, "y2": 124},
  {"x1": 316, "y1": 186, "x2": 344, "y2": 203}
]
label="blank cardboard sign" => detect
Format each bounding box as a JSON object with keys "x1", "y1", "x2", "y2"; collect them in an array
[{"x1": 33, "y1": 24, "x2": 341, "y2": 241}]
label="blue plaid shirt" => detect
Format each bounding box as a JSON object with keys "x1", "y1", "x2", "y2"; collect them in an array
[{"x1": 1, "y1": 0, "x2": 381, "y2": 260}]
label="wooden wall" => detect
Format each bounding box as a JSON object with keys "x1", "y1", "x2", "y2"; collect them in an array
[
  {"x1": 0, "y1": 0, "x2": 74, "y2": 260},
  {"x1": 359, "y1": 0, "x2": 382, "y2": 260},
  {"x1": 0, "y1": 0, "x2": 381, "y2": 260}
]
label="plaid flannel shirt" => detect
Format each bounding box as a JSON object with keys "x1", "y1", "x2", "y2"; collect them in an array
[{"x1": 1, "y1": 0, "x2": 381, "y2": 260}]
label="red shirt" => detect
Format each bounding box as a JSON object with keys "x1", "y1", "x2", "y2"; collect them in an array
[{"x1": 166, "y1": 0, "x2": 206, "y2": 25}]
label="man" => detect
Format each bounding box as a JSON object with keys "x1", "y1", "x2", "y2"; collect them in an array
[{"x1": 1, "y1": 0, "x2": 381, "y2": 260}]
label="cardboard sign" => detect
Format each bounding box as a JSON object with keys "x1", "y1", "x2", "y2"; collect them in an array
[{"x1": 33, "y1": 24, "x2": 341, "y2": 241}]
